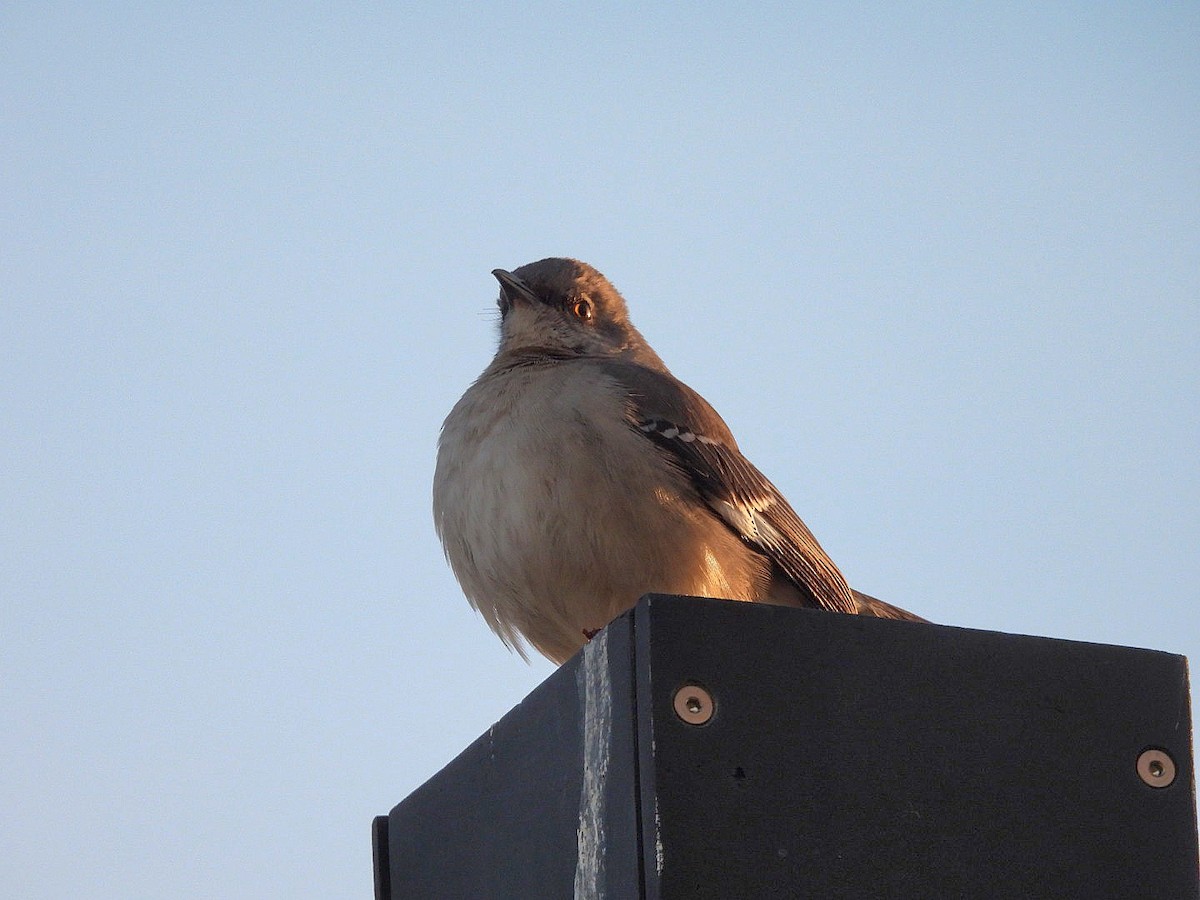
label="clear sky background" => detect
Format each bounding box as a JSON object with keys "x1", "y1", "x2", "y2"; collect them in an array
[{"x1": 2, "y1": 4, "x2": 1196, "y2": 897}]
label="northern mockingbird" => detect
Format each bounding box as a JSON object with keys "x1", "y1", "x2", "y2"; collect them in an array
[{"x1": 433, "y1": 257, "x2": 923, "y2": 664}]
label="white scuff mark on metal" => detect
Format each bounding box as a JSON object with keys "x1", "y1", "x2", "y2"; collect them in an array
[
  {"x1": 574, "y1": 630, "x2": 610, "y2": 900},
  {"x1": 655, "y1": 796, "x2": 664, "y2": 876}
]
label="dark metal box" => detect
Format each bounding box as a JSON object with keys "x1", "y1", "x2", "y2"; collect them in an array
[{"x1": 374, "y1": 595, "x2": 1197, "y2": 898}]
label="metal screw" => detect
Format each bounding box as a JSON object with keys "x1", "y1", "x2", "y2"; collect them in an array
[
  {"x1": 673, "y1": 684, "x2": 714, "y2": 725},
  {"x1": 1136, "y1": 748, "x2": 1176, "y2": 788}
]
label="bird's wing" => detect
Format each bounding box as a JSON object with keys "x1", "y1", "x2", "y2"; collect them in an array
[{"x1": 598, "y1": 360, "x2": 858, "y2": 615}]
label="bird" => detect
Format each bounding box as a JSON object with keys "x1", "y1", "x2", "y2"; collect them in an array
[{"x1": 433, "y1": 258, "x2": 924, "y2": 664}]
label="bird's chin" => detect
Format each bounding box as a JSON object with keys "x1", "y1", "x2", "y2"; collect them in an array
[{"x1": 497, "y1": 307, "x2": 551, "y2": 350}]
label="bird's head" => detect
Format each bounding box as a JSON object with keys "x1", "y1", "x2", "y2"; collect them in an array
[{"x1": 491, "y1": 258, "x2": 665, "y2": 368}]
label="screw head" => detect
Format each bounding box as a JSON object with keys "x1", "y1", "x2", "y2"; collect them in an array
[
  {"x1": 1136, "y1": 748, "x2": 1176, "y2": 788},
  {"x1": 673, "y1": 684, "x2": 714, "y2": 725}
]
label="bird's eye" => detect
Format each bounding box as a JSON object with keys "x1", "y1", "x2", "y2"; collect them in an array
[{"x1": 570, "y1": 298, "x2": 594, "y2": 321}]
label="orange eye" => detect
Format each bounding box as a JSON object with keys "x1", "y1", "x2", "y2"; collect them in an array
[{"x1": 571, "y1": 298, "x2": 593, "y2": 321}]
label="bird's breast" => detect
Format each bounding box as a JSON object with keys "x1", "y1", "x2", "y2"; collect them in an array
[
  {"x1": 435, "y1": 363, "x2": 658, "y2": 578},
  {"x1": 433, "y1": 360, "x2": 765, "y2": 660}
]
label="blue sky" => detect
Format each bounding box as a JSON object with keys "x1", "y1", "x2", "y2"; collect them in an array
[{"x1": 2, "y1": 4, "x2": 1197, "y2": 896}]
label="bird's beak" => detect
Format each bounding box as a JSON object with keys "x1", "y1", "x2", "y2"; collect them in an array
[{"x1": 492, "y1": 269, "x2": 538, "y2": 315}]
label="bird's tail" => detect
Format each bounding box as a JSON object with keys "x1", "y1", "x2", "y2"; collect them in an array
[{"x1": 852, "y1": 589, "x2": 928, "y2": 623}]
